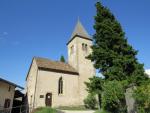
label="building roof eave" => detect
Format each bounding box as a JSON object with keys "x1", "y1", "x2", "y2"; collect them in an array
[
  {"x1": 0, "y1": 77, "x2": 24, "y2": 90},
  {"x1": 66, "y1": 34, "x2": 93, "y2": 45}
]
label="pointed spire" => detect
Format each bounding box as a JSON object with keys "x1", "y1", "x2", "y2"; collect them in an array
[
  {"x1": 67, "y1": 18, "x2": 92, "y2": 45},
  {"x1": 70, "y1": 18, "x2": 90, "y2": 39}
]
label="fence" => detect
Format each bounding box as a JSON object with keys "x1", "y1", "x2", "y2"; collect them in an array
[{"x1": 0, "y1": 105, "x2": 32, "y2": 113}]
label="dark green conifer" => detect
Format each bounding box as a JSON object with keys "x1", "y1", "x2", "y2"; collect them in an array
[
  {"x1": 88, "y1": 2, "x2": 148, "y2": 85},
  {"x1": 60, "y1": 55, "x2": 65, "y2": 63}
]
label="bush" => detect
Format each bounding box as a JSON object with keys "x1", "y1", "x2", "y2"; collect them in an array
[
  {"x1": 133, "y1": 82, "x2": 150, "y2": 113},
  {"x1": 84, "y1": 93, "x2": 98, "y2": 109},
  {"x1": 102, "y1": 81, "x2": 127, "y2": 113}
]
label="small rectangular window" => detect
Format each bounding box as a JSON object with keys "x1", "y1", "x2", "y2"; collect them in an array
[{"x1": 40, "y1": 95, "x2": 44, "y2": 98}]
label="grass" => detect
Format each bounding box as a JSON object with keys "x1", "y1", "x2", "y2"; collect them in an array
[
  {"x1": 57, "y1": 105, "x2": 88, "y2": 111},
  {"x1": 31, "y1": 106, "x2": 97, "y2": 113},
  {"x1": 31, "y1": 107, "x2": 60, "y2": 113},
  {"x1": 94, "y1": 109, "x2": 108, "y2": 113}
]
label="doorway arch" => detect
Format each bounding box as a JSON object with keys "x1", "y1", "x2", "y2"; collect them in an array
[{"x1": 45, "y1": 93, "x2": 52, "y2": 107}]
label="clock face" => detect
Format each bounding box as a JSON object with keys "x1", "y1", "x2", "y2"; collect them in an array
[{"x1": 48, "y1": 96, "x2": 51, "y2": 98}]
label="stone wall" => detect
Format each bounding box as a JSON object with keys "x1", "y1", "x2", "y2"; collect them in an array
[
  {"x1": 125, "y1": 86, "x2": 136, "y2": 113},
  {"x1": 34, "y1": 70, "x2": 80, "y2": 108},
  {"x1": 0, "y1": 81, "x2": 15, "y2": 109},
  {"x1": 26, "y1": 59, "x2": 38, "y2": 109}
]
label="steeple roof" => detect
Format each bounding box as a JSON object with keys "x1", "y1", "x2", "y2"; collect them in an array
[
  {"x1": 67, "y1": 19, "x2": 92, "y2": 45},
  {"x1": 71, "y1": 19, "x2": 90, "y2": 38}
]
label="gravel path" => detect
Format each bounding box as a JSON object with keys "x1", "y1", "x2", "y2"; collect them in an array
[{"x1": 61, "y1": 110, "x2": 95, "y2": 113}]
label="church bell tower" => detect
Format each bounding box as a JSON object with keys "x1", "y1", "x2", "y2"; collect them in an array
[{"x1": 67, "y1": 20, "x2": 95, "y2": 104}]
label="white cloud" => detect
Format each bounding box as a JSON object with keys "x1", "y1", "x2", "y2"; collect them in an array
[{"x1": 145, "y1": 69, "x2": 150, "y2": 78}]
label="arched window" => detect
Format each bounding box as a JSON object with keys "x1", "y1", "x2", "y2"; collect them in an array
[
  {"x1": 82, "y1": 43, "x2": 85, "y2": 50},
  {"x1": 85, "y1": 44, "x2": 88, "y2": 52},
  {"x1": 82, "y1": 43, "x2": 88, "y2": 53},
  {"x1": 70, "y1": 45, "x2": 74, "y2": 55},
  {"x1": 58, "y1": 77, "x2": 63, "y2": 94}
]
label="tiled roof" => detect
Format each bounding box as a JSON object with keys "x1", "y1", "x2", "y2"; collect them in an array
[
  {"x1": 67, "y1": 20, "x2": 92, "y2": 45},
  {"x1": 34, "y1": 57, "x2": 79, "y2": 75}
]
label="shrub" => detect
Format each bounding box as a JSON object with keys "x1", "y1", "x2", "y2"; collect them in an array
[
  {"x1": 102, "y1": 81, "x2": 127, "y2": 113},
  {"x1": 133, "y1": 82, "x2": 150, "y2": 113},
  {"x1": 84, "y1": 93, "x2": 98, "y2": 109}
]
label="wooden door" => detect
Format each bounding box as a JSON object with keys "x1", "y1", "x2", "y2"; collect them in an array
[
  {"x1": 45, "y1": 93, "x2": 52, "y2": 107},
  {"x1": 4, "y1": 99, "x2": 11, "y2": 108}
]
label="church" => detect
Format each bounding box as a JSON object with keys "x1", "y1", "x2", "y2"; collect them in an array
[{"x1": 25, "y1": 20, "x2": 95, "y2": 109}]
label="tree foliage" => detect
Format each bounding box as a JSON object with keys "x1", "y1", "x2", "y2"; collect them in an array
[
  {"x1": 102, "y1": 81, "x2": 127, "y2": 113},
  {"x1": 60, "y1": 55, "x2": 65, "y2": 62},
  {"x1": 88, "y1": 2, "x2": 148, "y2": 85},
  {"x1": 85, "y1": 76, "x2": 104, "y2": 109},
  {"x1": 85, "y1": 76, "x2": 104, "y2": 94},
  {"x1": 85, "y1": 1, "x2": 149, "y2": 112},
  {"x1": 84, "y1": 93, "x2": 98, "y2": 109},
  {"x1": 133, "y1": 81, "x2": 150, "y2": 113}
]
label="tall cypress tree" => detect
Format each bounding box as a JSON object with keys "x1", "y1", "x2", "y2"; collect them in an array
[
  {"x1": 88, "y1": 2, "x2": 148, "y2": 85},
  {"x1": 60, "y1": 55, "x2": 65, "y2": 63}
]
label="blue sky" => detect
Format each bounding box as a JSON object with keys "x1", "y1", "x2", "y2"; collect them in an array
[{"x1": 0, "y1": 0, "x2": 150, "y2": 87}]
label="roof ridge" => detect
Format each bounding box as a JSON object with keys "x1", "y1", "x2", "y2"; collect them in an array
[
  {"x1": 35, "y1": 57, "x2": 68, "y2": 65},
  {"x1": 34, "y1": 57, "x2": 79, "y2": 75}
]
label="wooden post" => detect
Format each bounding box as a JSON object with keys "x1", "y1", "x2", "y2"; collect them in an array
[{"x1": 19, "y1": 106, "x2": 21, "y2": 113}]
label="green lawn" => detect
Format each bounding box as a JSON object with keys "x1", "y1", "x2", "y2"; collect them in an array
[
  {"x1": 32, "y1": 107, "x2": 61, "y2": 113},
  {"x1": 56, "y1": 105, "x2": 88, "y2": 111},
  {"x1": 94, "y1": 110, "x2": 108, "y2": 113}
]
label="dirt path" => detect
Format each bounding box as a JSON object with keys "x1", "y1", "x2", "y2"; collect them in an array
[{"x1": 61, "y1": 110, "x2": 95, "y2": 113}]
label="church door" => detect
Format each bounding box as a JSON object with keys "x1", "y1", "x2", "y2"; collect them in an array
[{"x1": 45, "y1": 93, "x2": 52, "y2": 107}]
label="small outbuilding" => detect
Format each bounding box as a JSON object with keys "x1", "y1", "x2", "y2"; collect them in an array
[{"x1": 0, "y1": 77, "x2": 24, "y2": 113}]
